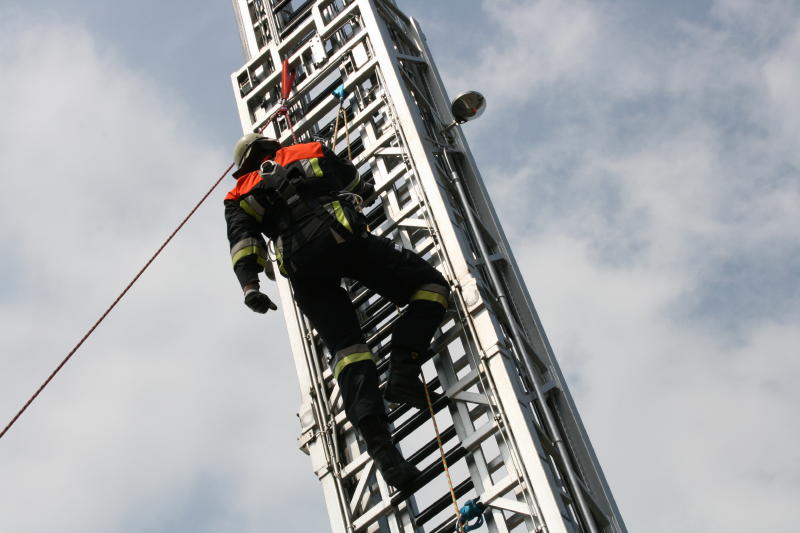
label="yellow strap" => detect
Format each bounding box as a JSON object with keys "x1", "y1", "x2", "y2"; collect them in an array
[
  {"x1": 424, "y1": 381, "x2": 461, "y2": 520},
  {"x1": 309, "y1": 157, "x2": 324, "y2": 177},
  {"x1": 333, "y1": 351, "x2": 372, "y2": 380},
  {"x1": 331, "y1": 200, "x2": 352, "y2": 232},
  {"x1": 275, "y1": 246, "x2": 287, "y2": 276}
]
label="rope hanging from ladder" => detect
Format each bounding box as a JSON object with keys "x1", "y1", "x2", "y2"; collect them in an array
[
  {"x1": 424, "y1": 381, "x2": 488, "y2": 532},
  {"x1": 1, "y1": 58, "x2": 301, "y2": 441},
  {"x1": 330, "y1": 83, "x2": 352, "y2": 160}
]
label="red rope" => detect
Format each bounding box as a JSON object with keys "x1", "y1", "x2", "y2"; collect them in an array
[
  {"x1": 282, "y1": 107, "x2": 299, "y2": 144},
  {"x1": 0, "y1": 162, "x2": 235, "y2": 441}
]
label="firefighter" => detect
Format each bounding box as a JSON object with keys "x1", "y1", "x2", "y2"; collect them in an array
[{"x1": 224, "y1": 133, "x2": 450, "y2": 490}]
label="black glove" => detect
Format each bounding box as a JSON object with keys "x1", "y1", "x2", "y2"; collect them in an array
[
  {"x1": 244, "y1": 288, "x2": 278, "y2": 313},
  {"x1": 359, "y1": 181, "x2": 377, "y2": 206}
]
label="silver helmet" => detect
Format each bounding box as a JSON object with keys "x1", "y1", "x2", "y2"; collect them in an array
[{"x1": 233, "y1": 133, "x2": 281, "y2": 168}]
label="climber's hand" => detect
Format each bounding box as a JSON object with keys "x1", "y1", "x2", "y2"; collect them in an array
[
  {"x1": 244, "y1": 288, "x2": 278, "y2": 314},
  {"x1": 360, "y1": 182, "x2": 377, "y2": 206}
]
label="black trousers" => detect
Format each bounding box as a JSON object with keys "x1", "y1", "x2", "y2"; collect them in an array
[{"x1": 286, "y1": 230, "x2": 448, "y2": 425}]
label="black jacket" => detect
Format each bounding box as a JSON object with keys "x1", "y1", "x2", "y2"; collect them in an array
[{"x1": 224, "y1": 141, "x2": 370, "y2": 287}]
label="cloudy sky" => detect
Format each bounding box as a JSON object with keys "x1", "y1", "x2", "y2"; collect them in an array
[{"x1": 1, "y1": 1, "x2": 798, "y2": 532}]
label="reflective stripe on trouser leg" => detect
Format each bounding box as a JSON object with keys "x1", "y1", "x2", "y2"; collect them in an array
[
  {"x1": 392, "y1": 283, "x2": 450, "y2": 358},
  {"x1": 330, "y1": 344, "x2": 385, "y2": 425},
  {"x1": 332, "y1": 343, "x2": 373, "y2": 380},
  {"x1": 409, "y1": 282, "x2": 449, "y2": 309}
]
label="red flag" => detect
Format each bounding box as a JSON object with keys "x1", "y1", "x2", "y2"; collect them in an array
[{"x1": 281, "y1": 59, "x2": 295, "y2": 100}]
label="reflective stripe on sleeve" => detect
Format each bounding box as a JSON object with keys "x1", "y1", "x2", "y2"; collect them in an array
[
  {"x1": 239, "y1": 195, "x2": 266, "y2": 222},
  {"x1": 231, "y1": 238, "x2": 268, "y2": 267},
  {"x1": 410, "y1": 282, "x2": 449, "y2": 309},
  {"x1": 332, "y1": 344, "x2": 373, "y2": 380}
]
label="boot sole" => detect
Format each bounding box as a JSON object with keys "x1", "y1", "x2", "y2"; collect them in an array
[
  {"x1": 384, "y1": 387, "x2": 428, "y2": 409},
  {"x1": 382, "y1": 463, "x2": 421, "y2": 490}
]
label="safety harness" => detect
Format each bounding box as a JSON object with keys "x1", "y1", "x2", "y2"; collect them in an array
[{"x1": 252, "y1": 157, "x2": 364, "y2": 277}]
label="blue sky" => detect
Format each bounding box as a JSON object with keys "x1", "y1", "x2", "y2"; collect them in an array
[{"x1": 1, "y1": 1, "x2": 798, "y2": 532}]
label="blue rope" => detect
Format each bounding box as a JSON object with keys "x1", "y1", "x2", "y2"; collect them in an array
[{"x1": 456, "y1": 499, "x2": 486, "y2": 532}]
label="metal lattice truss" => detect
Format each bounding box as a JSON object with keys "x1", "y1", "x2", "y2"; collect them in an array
[{"x1": 229, "y1": 1, "x2": 627, "y2": 532}]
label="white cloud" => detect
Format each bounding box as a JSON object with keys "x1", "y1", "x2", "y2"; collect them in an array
[
  {"x1": 437, "y1": 1, "x2": 800, "y2": 531},
  {"x1": 516, "y1": 235, "x2": 799, "y2": 531},
  {"x1": 0, "y1": 13, "x2": 325, "y2": 533}
]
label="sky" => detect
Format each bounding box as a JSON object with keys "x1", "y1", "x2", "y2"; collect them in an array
[{"x1": 0, "y1": 0, "x2": 798, "y2": 532}]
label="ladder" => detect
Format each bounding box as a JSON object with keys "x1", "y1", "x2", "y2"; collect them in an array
[{"x1": 229, "y1": 1, "x2": 627, "y2": 531}]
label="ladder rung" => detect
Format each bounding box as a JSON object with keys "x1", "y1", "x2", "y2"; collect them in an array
[
  {"x1": 417, "y1": 477, "x2": 473, "y2": 530},
  {"x1": 405, "y1": 425, "x2": 457, "y2": 465},
  {"x1": 360, "y1": 300, "x2": 397, "y2": 333},
  {"x1": 389, "y1": 444, "x2": 469, "y2": 507}
]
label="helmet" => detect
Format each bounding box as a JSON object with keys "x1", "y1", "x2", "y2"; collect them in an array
[{"x1": 233, "y1": 133, "x2": 281, "y2": 168}]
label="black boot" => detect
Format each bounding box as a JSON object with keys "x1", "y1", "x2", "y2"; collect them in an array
[
  {"x1": 359, "y1": 416, "x2": 420, "y2": 490},
  {"x1": 385, "y1": 349, "x2": 428, "y2": 409}
]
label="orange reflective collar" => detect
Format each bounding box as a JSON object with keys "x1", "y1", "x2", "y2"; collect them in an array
[
  {"x1": 224, "y1": 170, "x2": 262, "y2": 201},
  {"x1": 274, "y1": 142, "x2": 325, "y2": 167},
  {"x1": 225, "y1": 142, "x2": 325, "y2": 201}
]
